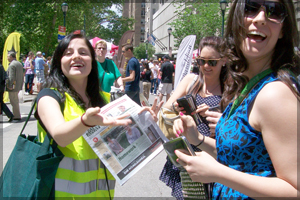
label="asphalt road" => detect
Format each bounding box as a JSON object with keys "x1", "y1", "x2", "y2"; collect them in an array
[{"x1": 1, "y1": 91, "x2": 175, "y2": 199}]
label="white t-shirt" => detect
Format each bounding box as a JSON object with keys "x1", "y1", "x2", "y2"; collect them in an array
[{"x1": 150, "y1": 64, "x2": 158, "y2": 79}]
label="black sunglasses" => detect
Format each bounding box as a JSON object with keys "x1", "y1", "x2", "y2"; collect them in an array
[
  {"x1": 245, "y1": 0, "x2": 287, "y2": 24},
  {"x1": 196, "y1": 58, "x2": 221, "y2": 67}
]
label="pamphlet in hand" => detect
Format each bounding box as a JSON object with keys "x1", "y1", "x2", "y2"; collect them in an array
[{"x1": 83, "y1": 95, "x2": 168, "y2": 185}]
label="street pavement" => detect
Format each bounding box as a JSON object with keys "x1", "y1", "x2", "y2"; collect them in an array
[{"x1": 1, "y1": 91, "x2": 176, "y2": 199}]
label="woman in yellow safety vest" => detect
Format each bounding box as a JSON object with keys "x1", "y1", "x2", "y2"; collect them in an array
[{"x1": 35, "y1": 32, "x2": 131, "y2": 198}]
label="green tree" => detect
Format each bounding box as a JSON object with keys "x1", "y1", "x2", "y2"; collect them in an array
[
  {"x1": 0, "y1": 0, "x2": 133, "y2": 57},
  {"x1": 169, "y1": 0, "x2": 228, "y2": 49},
  {"x1": 133, "y1": 43, "x2": 155, "y2": 60}
]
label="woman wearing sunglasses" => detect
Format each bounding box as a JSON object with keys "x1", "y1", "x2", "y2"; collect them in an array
[
  {"x1": 159, "y1": 36, "x2": 228, "y2": 200},
  {"x1": 174, "y1": 0, "x2": 299, "y2": 198}
]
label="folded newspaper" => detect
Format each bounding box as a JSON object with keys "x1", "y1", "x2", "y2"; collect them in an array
[{"x1": 83, "y1": 95, "x2": 168, "y2": 185}]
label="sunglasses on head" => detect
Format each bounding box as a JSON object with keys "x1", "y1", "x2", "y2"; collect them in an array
[
  {"x1": 245, "y1": 0, "x2": 287, "y2": 24},
  {"x1": 196, "y1": 58, "x2": 221, "y2": 67}
]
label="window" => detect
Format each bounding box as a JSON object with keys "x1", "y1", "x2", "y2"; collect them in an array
[{"x1": 153, "y1": 9, "x2": 156, "y2": 15}]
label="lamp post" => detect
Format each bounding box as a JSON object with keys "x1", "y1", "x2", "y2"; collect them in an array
[
  {"x1": 61, "y1": 2, "x2": 68, "y2": 27},
  {"x1": 220, "y1": 0, "x2": 227, "y2": 37},
  {"x1": 168, "y1": 27, "x2": 172, "y2": 57},
  {"x1": 168, "y1": 27, "x2": 172, "y2": 51}
]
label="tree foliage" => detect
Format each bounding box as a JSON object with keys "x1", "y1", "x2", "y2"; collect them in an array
[
  {"x1": 133, "y1": 43, "x2": 155, "y2": 60},
  {"x1": 0, "y1": 0, "x2": 134, "y2": 58},
  {"x1": 169, "y1": 0, "x2": 228, "y2": 49}
]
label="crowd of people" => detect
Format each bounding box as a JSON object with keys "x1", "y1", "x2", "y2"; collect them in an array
[{"x1": 2, "y1": 0, "x2": 300, "y2": 199}]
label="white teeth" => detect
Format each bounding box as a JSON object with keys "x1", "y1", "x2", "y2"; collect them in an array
[
  {"x1": 248, "y1": 31, "x2": 266, "y2": 37},
  {"x1": 72, "y1": 63, "x2": 83, "y2": 67}
]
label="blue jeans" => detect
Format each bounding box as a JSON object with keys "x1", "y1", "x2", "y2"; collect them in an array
[
  {"x1": 150, "y1": 78, "x2": 157, "y2": 94},
  {"x1": 25, "y1": 74, "x2": 34, "y2": 93}
]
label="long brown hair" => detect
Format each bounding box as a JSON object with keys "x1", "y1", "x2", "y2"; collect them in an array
[
  {"x1": 188, "y1": 36, "x2": 228, "y2": 104},
  {"x1": 220, "y1": 0, "x2": 300, "y2": 109}
]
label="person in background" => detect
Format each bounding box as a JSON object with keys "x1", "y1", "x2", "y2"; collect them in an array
[
  {"x1": 159, "y1": 36, "x2": 227, "y2": 200},
  {"x1": 150, "y1": 59, "x2": 159, "y2": 95},
  {"x1": 34, "y1": 51, "x2": 48, "y2": 93},
  {"x1": 192, "y1": 64, "x2": 199, "y2": 75},
  {"x1": 139, "y1": 59, "x2": 144, "y2": 95},
  {"x1": 35, "y1": 32, "x2": 132, "y2": 198},
  {"x1": 141, "y1": 62, "x2": 152, "y2": 100},
  {"x1": 158, "y1": 55, "x2": 174, "y2": 102},
  {"x1": 157, "y1": 61, "x2": 162, "y2": 96},
  {"x1": 46, "y1": 56, "x2": 52, "y2": 74},
  {"x1": 24, "y1": 51, "x2": 35, "y2": 95},
  {"x1": 95, "y1": 40, "x2": 124, "y2": 93},
  {"x1": 121, "y1": 44, "x2": 140, "y2": 105},
  {"x1": 174, "y1": 0, "x2": 300, "y2": 198},
  {"x1": 6, "y1": 52, "x2": 24, "y2": 121},
  {"x1": 0, "y1": 62, "x2": 14, "y2": 122}
]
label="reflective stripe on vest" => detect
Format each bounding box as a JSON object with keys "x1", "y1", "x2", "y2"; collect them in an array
[
  {"x1": 55, "y1": 178, "x2": 115, "y2": 195},
  {"x1": 59, "y1": 157, "x2": 99, "y2": 172},
  {"x1": 37, "y1": 90, "x2": 114, "y2": 198}
]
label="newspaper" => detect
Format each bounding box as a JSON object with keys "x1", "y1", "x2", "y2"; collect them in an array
[{"x1": 83, "y1": 95, "x2": 168, "y2": 185}]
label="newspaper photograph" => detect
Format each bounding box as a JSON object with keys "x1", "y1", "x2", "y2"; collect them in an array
[{"x1": 83, "y1": 95, "x2": 168, "y2": 185}]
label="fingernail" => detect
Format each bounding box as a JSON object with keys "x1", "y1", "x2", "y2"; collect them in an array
[
  {"x1": 179, "y1": 112, "x2": 183, "y2": 116},
  {"x1": 176, "y1": 158, "x2": 179, "y2": 162},
  {"x1": 177, "y1": 130, "x2": 181, "y2": 134},
  {"x1": 191, "y1": 112, "x2": 194, "y2": 115},
  {"x1": 175, "y1": 134, "x2": 179, "y2": 138},
  {"x1": 180, "y1": 129, "x2": 183, "y2": 134}
]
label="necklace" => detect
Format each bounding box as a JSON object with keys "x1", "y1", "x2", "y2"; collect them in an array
[{"x1": 204, "y1": 83, "x2": 220, "y2": 95}]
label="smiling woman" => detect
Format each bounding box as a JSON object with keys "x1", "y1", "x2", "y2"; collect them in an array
[
  {"x1": 172, "y1": 0, "x2": 300, "y2": 199},
  {"x1": 34, "y1": 32, "x2": 132, "y2": 198}
]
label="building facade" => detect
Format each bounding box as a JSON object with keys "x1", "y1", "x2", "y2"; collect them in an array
[{"x1": 123, "y1": 0, "x2": 146, "y2": 47}]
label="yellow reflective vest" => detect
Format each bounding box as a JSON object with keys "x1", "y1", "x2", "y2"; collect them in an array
[{"x1": 38, "y1": 90, "x2": 114, "y2": 198}]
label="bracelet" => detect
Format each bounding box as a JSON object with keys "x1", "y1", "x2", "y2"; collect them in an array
[
  {"x1": 80, "y1": 113, "x2": 94, "y2": 127},
  {"x1": 196, "y1": 135, "x2": 205, "y2": 147}
]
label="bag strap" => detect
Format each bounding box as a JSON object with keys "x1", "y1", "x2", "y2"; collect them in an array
[{"x1": 19, "y1": 99, "x2": 36, "y2": 136}]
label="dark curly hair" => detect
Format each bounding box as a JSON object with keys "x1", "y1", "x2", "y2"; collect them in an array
[
  {"x1": 188, "y1": 36, "x2": 228, "y2": 105},
  {"x1": 220, "y1": 0, "x2": 300, "y2": 109},
  {"x1": 44, "y1": 32, "x2": 106, "y2": 109}
]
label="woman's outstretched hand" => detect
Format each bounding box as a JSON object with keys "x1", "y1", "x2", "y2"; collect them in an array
[
  {"x1": 138, "y1": 98, "x2": 163, "y2": 122},
  {"x1": 83, "y1": 107, "x2": 132, "y2": 127}
]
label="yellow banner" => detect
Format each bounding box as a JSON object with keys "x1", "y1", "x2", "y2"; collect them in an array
[
  {"x1": 2, "y1": 32, "x2": 21, "y2": 70},
  {"x1": 2, "y1": 32, "x2": 21, "y2": 103}
]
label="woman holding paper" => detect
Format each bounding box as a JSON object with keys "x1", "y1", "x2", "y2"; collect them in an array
[{"x1": 35, "y1": 32, "x2": 131, "y2": 198}]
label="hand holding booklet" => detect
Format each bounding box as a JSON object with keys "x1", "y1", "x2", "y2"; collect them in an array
[{"x1": 83, "y1": 95, "x2": 168, "y2": 185}]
